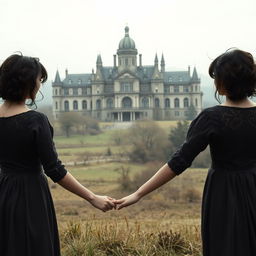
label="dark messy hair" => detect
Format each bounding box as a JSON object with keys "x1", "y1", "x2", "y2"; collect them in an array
[
  {"x1": 209, "y1": 48, "x2": 256, "y2": 102},
  {"x1": 0, "y1": 53, "x2": 47, "y2": 105}
]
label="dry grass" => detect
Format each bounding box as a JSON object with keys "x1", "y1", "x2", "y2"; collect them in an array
[{"x1": 49, "y1": 166, "x2": 207, "y2": 255}]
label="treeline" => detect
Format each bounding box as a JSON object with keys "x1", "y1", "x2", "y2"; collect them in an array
[{"x1": 113, "y1": 120, "x2": 211, "y2": 168}]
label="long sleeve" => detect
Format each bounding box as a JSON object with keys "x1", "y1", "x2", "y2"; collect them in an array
[
  {"x1": 33, "y1": 113, "x2": 67, "y2": 182},
  {"x1": 167, "y1": 110, "x2": 212, "y2": 175}
]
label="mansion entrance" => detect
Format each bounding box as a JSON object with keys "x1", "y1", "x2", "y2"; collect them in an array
[{"x1": 112, "y1": 111, "x2": 142, "y2": 122}]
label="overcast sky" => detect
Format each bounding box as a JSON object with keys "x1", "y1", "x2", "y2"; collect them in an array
[{"x1": 0, "y1": 0, "x2": 255, "y2": 85}]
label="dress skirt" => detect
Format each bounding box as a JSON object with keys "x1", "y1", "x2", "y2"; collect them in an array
[
  {"x1": 202, "y1": 167, "x2": 256, "y2": 256},
  {"x1": 0, "y1": 169, "x2": 61, "y2": 256}
]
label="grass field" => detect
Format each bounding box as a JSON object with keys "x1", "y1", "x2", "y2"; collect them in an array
[
  {"x1": 51, "y1": 120, "x2": 206, "y2": 255},
  {"x1": 50, "y1": 163, "x2": 207, "y2": 255}
]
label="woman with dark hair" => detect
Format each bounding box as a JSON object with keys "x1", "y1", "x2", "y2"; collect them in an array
[
  {"x1": 115, "y1": 49, "x2": 256, "y2": 256},
  {"x1": 0, "y1": 54, "x2": 115, "y2": 256}
]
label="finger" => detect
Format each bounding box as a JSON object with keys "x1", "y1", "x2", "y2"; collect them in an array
[
  {"x1": 113, "y1": 199, "x2": 125, "y2": 204},
  {"x1": 107, "y1": 196, "x2": 115, "y2": 201},
  {"x1": 107, "y1": 200, "x2": 116, "y2": 208},
  {"x1": 117, "y1": 203, "x2": 127, "y2": 210}
]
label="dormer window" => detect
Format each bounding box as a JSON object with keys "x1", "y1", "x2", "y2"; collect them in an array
[
  {"x1": 168, "y1": 77, "x2": 172, "y2": 82},
  {"x1": 68, "y1": 79, "x2": 72, "y2": 84},
  {"x1": 179, "y1": 77, "x2": 182, "y2": 82},
  {"x1": 78, "y1": 79, "x2": 81, "y2": 85}
]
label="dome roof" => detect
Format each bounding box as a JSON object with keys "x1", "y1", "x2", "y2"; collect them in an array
[{"x1": 118, "y1": 26, "x2": 136, "y2": 50}]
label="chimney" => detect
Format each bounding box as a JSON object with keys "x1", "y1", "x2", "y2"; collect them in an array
[
  {"x1": 139, "y1": 54, "x2": 142, "y2": 67},
  {"x1": 65, "y1": 69, "x2": 68, "y2": 77}
]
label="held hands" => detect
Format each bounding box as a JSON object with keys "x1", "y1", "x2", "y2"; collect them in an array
[
  {"x1": 89, "y1": 195, "x2": 116, "y2": 212},
  {"x1": 114, "y1": 192, "x2": 141, "y2": 210},
  {"x1": 89, "y1": 192, "x2": 141, "y2": 212}
]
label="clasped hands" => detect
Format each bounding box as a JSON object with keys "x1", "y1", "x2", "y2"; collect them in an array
[{"x1": 89, "y1": 192, "x2": 141, "y2": 212}]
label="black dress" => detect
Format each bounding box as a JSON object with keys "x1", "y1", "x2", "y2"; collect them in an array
[
  {"x1": 0, "y1": 110, "x2": 67, "y2": 256},
  {"x1": 168, "y1": 105, "x2": 256, "y2": 256}
]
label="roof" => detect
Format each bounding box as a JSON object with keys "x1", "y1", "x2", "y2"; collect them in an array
[
  {"x1": 164, "y1": 71, "x2": 191, "y2": 84},
  {"x1": 62, "y1": 74, "x2": 92, "y2": 87},
  {"x1": 55, "y1": 66, "x2": 198, "y2": 86}
]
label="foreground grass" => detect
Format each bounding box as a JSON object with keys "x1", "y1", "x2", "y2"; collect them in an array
[
  {"x1": 49, "y1": 165, "x2": 207, "y2": 255},
  {"x1": 60, "y1": 219, "x2": 201, "y2": 256}
]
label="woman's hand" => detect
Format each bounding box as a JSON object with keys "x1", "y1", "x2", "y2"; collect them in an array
[
  {"x1": 114, "y1": 192, "x2": 141, "y2": 210},
  {"x1": 89, "y1": 195, "x2": 116, "y2": 212}
]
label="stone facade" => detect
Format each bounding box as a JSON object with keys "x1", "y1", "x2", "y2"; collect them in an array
[{"x1": 52, "y1": 26, "x2": 203, "y2": 121}]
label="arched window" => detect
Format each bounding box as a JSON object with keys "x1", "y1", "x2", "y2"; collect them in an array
[
  {"x1": 165, "y1": 98, "x2": 170, "y2": 108},
  {"x1": 64, "y1": 101, "x2": 69, "y2": 111},
  {"x1": 142, "y1": 97, "x2": 149, "y2": 108},
  {"x1": 174, "y1": 98, "x2": 180, "y2": 108},
  {"x1": 55, "y1": 102, "x2": 58, "y2": 110},
  {"x1": 106, "y1": 98, "x2": 114, "y2": 109},
  {"x1": 122, "y1": 97, "x2": 132, "y2": 108},
  {"x1": 195, "y1": 98, "x2": 198, "y2": 107},
  {"x1": 96, "y1": 99, "x2": 101, "y2": 110},
  {"x1": 183, "y1": 98, "x2": 189, "y2": 108},
  {"x1": 73, "y1": 100, "x2": 78, "y2": 110},
  {"x1": 155, "y1": 98, "x2": 160, "y2": 108},
  {"x1": 82, "y1": 100, "x2": 87, "y2": 110}
]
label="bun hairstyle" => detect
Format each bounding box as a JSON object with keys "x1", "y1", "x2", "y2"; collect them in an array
[
  {"x1": 0, "y1": 53, "x2": 47, "y2": 105},
  {"x1": 209, "y1": 49, "x2": 256, "y2": 102}
]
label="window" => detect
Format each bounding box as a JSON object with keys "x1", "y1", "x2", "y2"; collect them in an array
[
  {"x1": 106, "y1": 98, "x2": 114, "y2": 109},
  {"x1": 68, "y1": 79, "x2": 72, "y2": 85},
  {"x1": 165, "y1": 98, "x2": 170, "y2": 108},
  {"x1": 73, "y1": 88, "x2": 78, "y2": 95},
  {"x1": 55, "y1": 89, "x2": 58, "y2": 95},
  {"x1": 168, "y1": 77, "x2": 172, "y2": 82},
  {"x1": 55, "y1": 102, "x2": 58, "y2": 110},
  {"x1": 155, "y1": 98, "x2": 160, "y2": 108},
  {"x1": 122, "y1": 97, "x2": 132, "y2": 108},
  {"x1": 174, "y1": 98, "x2": 180, "y2": 108},
  {"x1": 82, "y1": 100, "x2": 87, "y2": 110},
  {"x1": 125, "y1": 58, "x2": 128, "y2": 66},
  {"x1": 64, "y1": 101, "x2": 69, "y2": 111},
  {"x1": 175, "y1": 111, "x2": 180, "y2": 116},
  {"x1": 179, "y1": 77, "x2": 182, "y2": 82},
  {"x1": 174, "y1": 86, "x2": 179, "y2": 93},
  {"x1": 73, "y1": 100, "x2": 78, "y2": 110},
  {"x1": 78, "y1": 79, "x2": 81, "y2": 85},
  {"x1": 164, "y1": 86, "x2": 170, "y2": 93},
  {"x1": 195, "y1": 98, "x2": 198, "y2": 107},
  {"x1": 96, "y1": 99, "x2": 101, "y2": 110},
  {"x1": 183, "y1": 86, "x2": 189, "y2": 92},
  {"x1": 184, "y1": 98, "x2": 189, "y2": 108},
  {"x1": 64, "y1": 88, "x2": 69, "y2": 96},
  {"x1": 142, "y1": 97, "x2": 149, "y2": 108},
  {"x1": 82, "y1": 88, "x2": 87, "y2": 95},
  {"x1": 121, "y1": 83, "x2": 132, "y2": 92}
]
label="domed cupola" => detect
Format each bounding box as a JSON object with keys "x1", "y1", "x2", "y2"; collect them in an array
[{"x1": 117, "y1": 26, "x2": 138, "y2": 55}]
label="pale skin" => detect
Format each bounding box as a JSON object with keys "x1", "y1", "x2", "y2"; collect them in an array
[
  {"x1": 114, "y1": 96, "x2": 256, "y2": 210},
  {"x1": 0, "y1": 75, "x2": 115, "y2": 212}
]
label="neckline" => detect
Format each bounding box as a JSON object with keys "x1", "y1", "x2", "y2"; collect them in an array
[
  {"x1": 216, "y1": 105, "x2": 256, "y2": 109},
  {"x1": 0, "y1": 110, "x2": 34, "y2": 119}
]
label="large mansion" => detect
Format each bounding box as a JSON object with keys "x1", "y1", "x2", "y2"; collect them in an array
[{"x1": 52, "y1": 26, "x2": 202, "y2": 121}]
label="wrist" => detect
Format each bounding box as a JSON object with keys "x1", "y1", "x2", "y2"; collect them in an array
[
  {"x1": 85, "y1": 192, "x2": 96, "y2": 203},
  {"x1": 134, "y1": 190, "x2": 143, "y2": 200}
]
